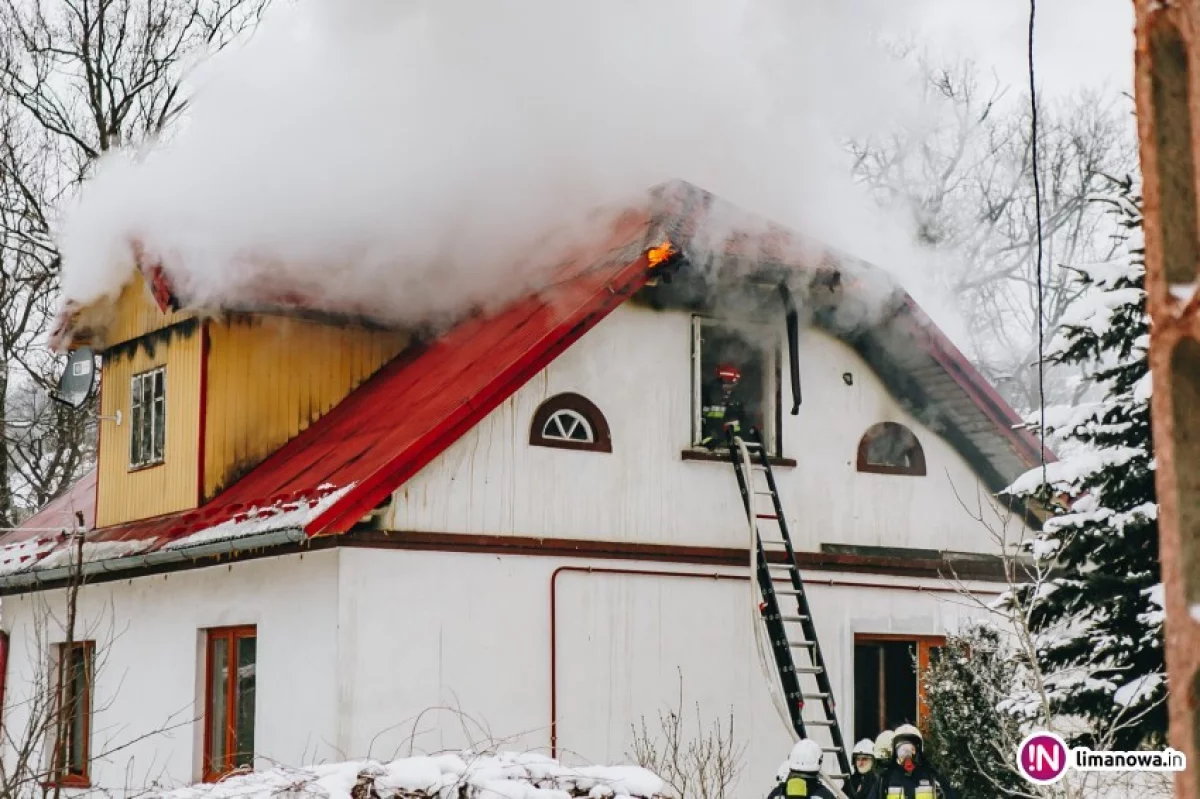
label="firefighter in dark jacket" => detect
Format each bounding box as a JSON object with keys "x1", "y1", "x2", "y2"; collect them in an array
[
  {"x1": 699, "y1": 363, "x2": 745, "y2": 448},
  {"x1": 847, "y1": 738, "x2": 879, "y2": 799},
  {"x1": 767, "y1": 740, "x2": 837, "y2": 798},
  {"x1": 866, "y1": 725, "x2": 958, "y2": 799}
]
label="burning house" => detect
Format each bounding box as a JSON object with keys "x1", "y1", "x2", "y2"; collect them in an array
[{"x1": 0, "y1": 181, "x2": 1046, "y2": 793}]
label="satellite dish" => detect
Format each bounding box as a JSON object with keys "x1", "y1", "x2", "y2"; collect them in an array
[{"x1": 53, "y1": 347, "x2": 96, "y2": 409}]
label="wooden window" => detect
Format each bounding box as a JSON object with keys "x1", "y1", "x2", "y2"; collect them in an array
[
  {"x1": 51, "y1": 641, "x2": 94, "y2": 786},
  {"x1": 691, "y1": 317, "x2": 780, "y2": 455},
  {"x1": 129, "y1": 366, "x2": 166, "y2": 469},
  {"x1": 203, "y1": 626, "x2": 257, "y2": 781},
  {"x1": 852, "y1": 633, "x2": 944, "y2": 742},
  {"x1": 856, "y1": 422, "x2": 926, "y2": 476},
  {"x1": 530, "y1": 394, "x2": 612, "y2": 453}
]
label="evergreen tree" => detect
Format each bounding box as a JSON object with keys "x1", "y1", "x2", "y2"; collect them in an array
[
  {"x1": 923, "y1": 624, "x2": 1027, "y2": 798},
  {"x1": 1005, "y1": 175, "x2": 1165, "y2": 749}
]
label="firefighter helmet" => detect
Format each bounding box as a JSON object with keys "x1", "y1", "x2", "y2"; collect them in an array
[
  {"x1": 874, "y1": 730, "x2": 894, "y2": 761},
  {"x1": 893, "y1": 724, "x2": 922, "y2": 770},
  {"x1": 787, "y1": 739, "x2": 824, "y2": 773},
  {"x1": 715, "y1": 363, "x2": 742, "y2": 384}
]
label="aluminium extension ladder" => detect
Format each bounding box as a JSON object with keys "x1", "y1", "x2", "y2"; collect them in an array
[{"x1": 727, "y1": 428, "x2": 852, "y2": 783}]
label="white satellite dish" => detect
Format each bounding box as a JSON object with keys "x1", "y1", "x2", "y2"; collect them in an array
[{"x1": 53, "y1": 348, "x2": 96, "y2": 409}]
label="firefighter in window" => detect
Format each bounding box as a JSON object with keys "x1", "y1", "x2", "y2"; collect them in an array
[{"x1": 700, "y1": 363, "x2": 749, "y2": 449}]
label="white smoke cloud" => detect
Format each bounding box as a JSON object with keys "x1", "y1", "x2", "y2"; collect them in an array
[{"x1": 57, "y1": 0, "x2": 953, "y2": 330}]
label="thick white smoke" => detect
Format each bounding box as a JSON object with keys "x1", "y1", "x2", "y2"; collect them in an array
[{"x1": 57, "y1": 0, "x2": 946, "y2": 328}]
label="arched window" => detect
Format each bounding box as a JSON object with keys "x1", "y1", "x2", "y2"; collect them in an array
[
  {"x1": 857, "y1": 422, "x2": 926, "y2": 476},
  {"x1": 530, "y1": 393, "x2": 612, "y2": 453}
]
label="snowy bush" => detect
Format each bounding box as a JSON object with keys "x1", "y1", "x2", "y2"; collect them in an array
[{"x1": 154, "y1": 751, "x2": 670, "y2": 799}]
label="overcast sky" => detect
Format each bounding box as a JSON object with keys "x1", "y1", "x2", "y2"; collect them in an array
[{"x1": 909, "y1": 0, "x2": 1134, "y2": 98}]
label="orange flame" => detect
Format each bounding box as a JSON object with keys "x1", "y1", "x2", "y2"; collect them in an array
[{"x1": 646, "y1": 241, "x2": 674, "y2": 268}]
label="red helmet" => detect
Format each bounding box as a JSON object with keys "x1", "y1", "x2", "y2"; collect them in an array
[{"x1": 716, "y1": 363, "x2": 742, "y2": 384}]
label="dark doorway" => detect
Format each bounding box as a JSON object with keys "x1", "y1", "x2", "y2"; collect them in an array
[{"x1": 854, "y1": 638, "x2": 917, "y2": 742}]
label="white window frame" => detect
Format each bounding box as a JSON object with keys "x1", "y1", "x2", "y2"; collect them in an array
[
  {"x1": 690, "y1": 316, "x2": 778, "y2": 453},
  {"x1": 541, "y1": 409, "x2": 596, "y2": 443},
  {"x1": 129, "y1": 366, "x2": 166, "y2": 469}
]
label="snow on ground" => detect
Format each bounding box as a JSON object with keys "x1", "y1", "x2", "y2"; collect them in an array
[
  {"x1": 163, "y1": 483, "x2": 352, "y2": 550},
  {"x1": 154, "y1": 752, "x2": 668, "y2": 799}
]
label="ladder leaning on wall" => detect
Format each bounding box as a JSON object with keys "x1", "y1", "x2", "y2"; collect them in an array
[{"x1": 727, "y1": 427, "x2": 853, "y2": 784}]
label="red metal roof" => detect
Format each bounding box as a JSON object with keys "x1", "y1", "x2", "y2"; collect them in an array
[
  {"x1": 15, "y1": 203, "x2": 668, "y2": 557},
  {"x1": 12, "y1": 180, "x2": 1052, "y2": 569},
  {"x1": 13, "y1": 469, "x2": 96, "y2": 534}
]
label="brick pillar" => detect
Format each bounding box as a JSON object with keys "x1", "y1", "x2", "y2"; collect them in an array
[{"x1": 1134, "y1": 3, "x2": 1200, "y2": 796}]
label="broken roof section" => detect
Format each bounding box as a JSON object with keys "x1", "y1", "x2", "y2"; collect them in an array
[{"x1": 7, "y1": 180, "x2": 1051, "y2": 584}]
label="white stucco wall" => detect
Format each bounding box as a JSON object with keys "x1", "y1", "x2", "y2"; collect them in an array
[
  {"x1": 333, "y1": 548, "x2": 992, "y2": 793},
  {"x1": 0, "y1": 546, "x2": 996, "y2": 796},
  {"x1": 0, "y1": 551, "x2": 340, "y2": 790},
  {"x1": 387, "y1": 304, "x2": 1028, "y2": 553}
]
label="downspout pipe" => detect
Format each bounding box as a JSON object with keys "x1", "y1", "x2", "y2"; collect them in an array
[{"x1": 0, "y1": 528, "x2": 307, "y2": 592}]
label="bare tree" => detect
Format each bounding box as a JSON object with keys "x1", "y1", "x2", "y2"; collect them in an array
[
  {"x1": 849, "y1": 58, "x2": 1137, "y2": 412},
  {"x1": 0, "y1": 526, "x2": 193, "y2": 797},
  {"x1": 0, "y1": 0, "x2": 270, "y2": 524},
  {"x1": 627, "y1": 672, "x2": 745, "y2": 799}
]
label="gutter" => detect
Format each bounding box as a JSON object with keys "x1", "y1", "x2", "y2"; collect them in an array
[{"x1": 0, "y1": 528, "x2": 306, "y2": 591}]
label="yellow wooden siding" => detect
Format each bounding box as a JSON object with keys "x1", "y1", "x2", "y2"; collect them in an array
[
  {"x1": 106, "y1": 272, "x2": 196, "y2": 347},
  {"x1": 95, "y1": 327, "x2": 203, "y2": 527},
  {"x1": 203, "y1": 315, "x2": 409, "y2": 500}
]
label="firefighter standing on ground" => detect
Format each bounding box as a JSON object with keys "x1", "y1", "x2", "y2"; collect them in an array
[
  {"x1": 873, "y1": 731, "x2": 894, "y2": 785},
  {"x1": 865, "y1": 725, "x2": 958, "y2": 799},
  {"x1": 767, "y1": 740, "x2": 837, "y2": 799},
  {"x1": 847, "y1": 739, "x2": 879, "y2": 799}
]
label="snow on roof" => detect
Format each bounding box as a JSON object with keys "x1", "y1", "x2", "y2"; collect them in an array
[
  {"x1": 0, "y1": 486, "x2": 350, "y2": 581},
  {"x1": 155, "y1": 752, "x2": 668, "y2": 799},
  {"x1": 161, "y1": 483, "x2": 352, "y2": 550},
  {"x1": 0, "y1": 537, "x2": 61, "y2": 576}
]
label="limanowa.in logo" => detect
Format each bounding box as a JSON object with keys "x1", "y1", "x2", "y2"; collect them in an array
[{"x1": 1017, "y1": 732, "x2": 1188, "y2": 785}]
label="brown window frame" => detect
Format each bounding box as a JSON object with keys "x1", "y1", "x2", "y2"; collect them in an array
[
  {"x1": 856, "y1": 422, "x2": 927, "y2": 476},
  {"x1": 853, "y1": 632, "x2": 945, "y2": 732},
  {"x1": 202, "y1": 626, "x2": 257, "y2": 782},
  {"x1": 50, "y1": 640, "x2": 94, "y2": 788},
  {"x1": 529, "y1": 393, "x2": 612, "y2": 453}
]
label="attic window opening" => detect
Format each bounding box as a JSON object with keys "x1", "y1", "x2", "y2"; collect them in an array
[
  {"x1": 857, "y1": 422, "x2": 925, "y2": 476},
  {"x1": 130, "y1": 366, "x2": 166, "y2": 469},
  {"x1": 530, "y1": 394, "x2": 611, "y2": 453},
  {"x1": 692, "y1": 317, "x2": 778, "y2": 455}
]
